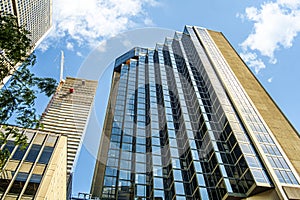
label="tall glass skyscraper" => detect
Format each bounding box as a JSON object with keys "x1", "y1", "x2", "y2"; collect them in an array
[{"x1": 91, "y1": 26, "x2": 300, "y2": 200}]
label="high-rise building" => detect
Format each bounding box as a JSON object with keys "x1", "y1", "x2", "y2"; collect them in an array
[
  {"x1": 0, "y1": 0, "x2": 52, "y2": 47},
  {"x1": 0, "y1": 126, "x2": 67, "y2": 199},
  {"x1": 91, "y1": 26, "x2": 300, "y2": 199},
  {"x1": 40, "y1": 77, "x2": 98, "y2": 177},
  {"x1": 0, "y1": 77, "x2": 97, "y2": 199}
]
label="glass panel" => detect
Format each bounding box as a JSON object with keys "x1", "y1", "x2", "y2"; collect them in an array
[
  {"x1": 200, "y1": 188, "x2": 209, "y2": 199},
  {"x1": 12, "y1": 145, "x2": 29, "y2": 160},
  {"x1": 173, "y1": 170, "x2": 182, "y2": 181},
  {"x1": 2, "y1": 140, "x2": 15, "y2": 154},
  {"x1": 25, "y1": 144, "x2": 41, "y2": 162},
  {"x1": 245, "y1": 156, "x2": 259, "y2": 168},
  {"x1": 197, "y1": 174, "x2": 205, "y2": 187},
  {"x1": 136, "y1": 185, "x2": 146, "y2": 196},
  {"x1": 105, "y1": 167, "x2": 117, "y2": 177},
  {"x1": 38, "y1": 146, "x2": 54, "y2": 164},
  {"x1": 136, "y1": 163, "x2": 146, "y2": 173},
  {"x1": 175, "y1": 182, "x2": 185, "y2": 195},
  {"x1": 154, "y1": 178, "x2": 163, "y2": 189},
  {"x1": 252, "y1": 169, "x2": 266, "y2": 183},
  {"x1": 104, "y1": 176, "x2": 116, "y2": 187},
  {"x1": 153, "y1": 189, "x2": 164, "y2": 199},
  {"x1": 136, "y1": 174, "x2": 146, "y2": 184}
]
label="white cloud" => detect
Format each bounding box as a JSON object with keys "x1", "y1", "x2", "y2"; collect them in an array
[
  {"x1": 240, "y1": 52, "x2": 266, "y2": 74},
  {"x1": 37, "y1": 42, "x2": 50, "y2": 52},
  {"x1": 76, "y1": 52, "x2": 83, "y2": 57},
  {"x1": 239, "y1": 0, "x2": 300, "y2": 72},
  {"x1": 66, "y1": 42, "x2": 74, "y2": 51},
  {"x1": 267, "y1": 77, "x2": 273, "y2": 83},
  {"x1": 144, "y1": 17, "x2": 154, "y2": 26},
  {"x1": 40, "y1": 0, "x2": 159, "y2": 50}
]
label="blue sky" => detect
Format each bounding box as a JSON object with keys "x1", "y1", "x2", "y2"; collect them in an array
[{"x1": 31, "y1": 0, "x2": 300, "y2": 196}]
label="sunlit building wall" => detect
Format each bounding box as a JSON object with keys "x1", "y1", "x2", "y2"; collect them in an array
[{"x1": 0, "y1": 126, "x2": 67, "y2": 199}]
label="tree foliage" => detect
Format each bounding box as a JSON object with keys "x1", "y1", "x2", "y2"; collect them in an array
[{"x1": 0, "y1": 13, "x2": 57, "y2": 169}]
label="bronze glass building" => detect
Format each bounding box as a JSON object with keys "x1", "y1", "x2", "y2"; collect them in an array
[{"x1": 91, "y1": 26, "x2": 300, "y2": 200}]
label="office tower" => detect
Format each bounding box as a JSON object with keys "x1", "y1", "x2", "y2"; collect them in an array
[
  {"x1": 91, "y1": 26, "x2": 300, "y2": 199},
  {"x1": 0, "y1": 126, "x2": 67, "y2": 199},
  {"x1": 0, "y1": 0, "x2": 52, "y2": 47},
  {"x1": 40, "y1": 77, "x2": 98, "y2": 177}
]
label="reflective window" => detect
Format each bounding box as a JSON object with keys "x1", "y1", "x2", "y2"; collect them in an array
[
  {"x1": 136, "y1": 185, "x2": 146, "y2": 196},
  {"x1": 119, "y1": 170, "x2": 130, "y2": 180},
  {"x1": 2, "y1": 140, "x2": 15, "y2": 154},
  {"x1": 25, "y1": 144, "x2": 41, "y2": 162},
  {"x1": 104, "y1": 176, "x2": 116, "y2": 186},
  {"x1": 197, "y1": 174, "x2": 205, "y2": 186},
  {"x1": 175, "y1": 182, "x2": 185, "y2": 195},
  {"x1": 136, "y1": 174, "x2": 146, "y2": 184},
  {"x1": 173, "y1": 170, "x2": 182, "y2": 181},
  {"x1": 154, "y1": 178, "x2": 163, "y2": 189},
  {"x1": 12, "y1": 145, "x2": 29, "y2": 160},
  {"x1": 38, "y1": 146, "x2": 54, "y2": 164}
]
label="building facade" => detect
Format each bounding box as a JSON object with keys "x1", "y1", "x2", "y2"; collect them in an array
[
  {"x1": 0, "y1": 126, "x2": 67, "y2": 199},
  {"x1": 0, "y1": 0, "x2": 52, "y2": 47},
  {"x1": 40, "y1": 77, "x2": 98, "y2": 177},
  {"x1": 91, "y1": 26, "x2": 300, "y2": 199}
]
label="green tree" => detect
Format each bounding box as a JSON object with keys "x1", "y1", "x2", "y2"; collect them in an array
[{"x1": 0, "y1": 13, "x2": 57, "y2": 169}]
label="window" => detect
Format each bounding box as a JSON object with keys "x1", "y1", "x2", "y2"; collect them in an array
[
  {"x1": 119, "y1": 170, "x2": 131, "y2": 180},
  {"x1": 12, "y1": 145, "x2": 29, "y2": 160},
  {"x1": 136, "y1": 144, "x2": 146, "y2": 153},
  {"x1": 136, "y1": 163, "x2": 146, "y2": 173},
  {"x1": 136, "y1": 174, "x2": 146, "y2": 184},
  {"x1": 175, "y1": 182, "x2": 185, "y2": 195},
  {"x1": 173, "y1": 170, "x2": 182, "y2": 181},
  {"x1": 154, "y1": 178, "x2": 163, "y2": 189},
  {"x1": 9, "y1": 172, "x2": 29, "y2": 194},
  {"x1": 38, "y1": 146, "x2": 54, "y2": 164},
  {"x1": 2, "y1": 140, "x2": 15, "y2": 154},
  {"x1": 25, "y1": 145, "x2": 41, "y2": 162},
  {"x1": 197, "y1": 174, "x2": 205, "y2": 186},
  {"x1": 104, "y1": 176, "x2": 116, "y2": 186},
  {"x1": 136, "y1": 185, "x2": 146, "y2": 196},
  {"x1": 252, "y1": 169, "x2": 267, "y2": 183}
]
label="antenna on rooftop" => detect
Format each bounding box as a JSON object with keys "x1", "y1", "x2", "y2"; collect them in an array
[{"x1": 60, "y1": 50, "x2": 64, "y2": 82}]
